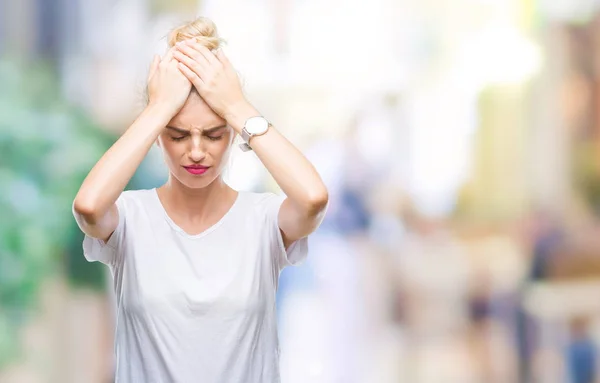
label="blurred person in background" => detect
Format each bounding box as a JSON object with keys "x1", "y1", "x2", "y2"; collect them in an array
[
  {"x1": 516, "y1": 209, "x2": 565, "y2": 382},
  {"x1": 567, "y1": 316, "x2": 597, "y2": 383},
  {"x1": 391, "y1": 202, "x2": 477, "y2": 382},
  {"x1": 277, "y1": 110, "x2": 377, "y2": 382},
  {"x1": 71, "y1": 16, "x2": 328, "y2": 383}
]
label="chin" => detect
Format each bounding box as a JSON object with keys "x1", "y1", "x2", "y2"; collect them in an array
[{"x1": 173, "y1": 169, "x2": 221, "y2": 190}]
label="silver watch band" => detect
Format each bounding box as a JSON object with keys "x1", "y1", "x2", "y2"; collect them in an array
[
  {"x1": 238, "y1": 119, "x2": 271, "y2": 152},
  {"x1": 241, "y1": 127, "x2": 252, "y2": 145},
  {"x1": 239, "y1": 141, "x2": 253, "y2": 152},
  {"x1": 238, "y1": 127, "x2": 254, "y2": 152}
]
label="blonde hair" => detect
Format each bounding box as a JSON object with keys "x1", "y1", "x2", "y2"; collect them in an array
[
  {"x1": 144, "y1": 17, "x2": 225, "y2": 105},
  {"x1": 167, "y1": 17, "x2": 225, "y2": 50}
]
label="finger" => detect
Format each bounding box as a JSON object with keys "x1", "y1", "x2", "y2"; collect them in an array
[
  {"x1": 147, "y1": 55, "x2": 160, "y2": 81},
  {"x1": 173, "y1": 50, "x2": 207, "y2": 80},
  {"x1": 185, "y1": 40, "x2": 222, "y2": 68},
  {"x1": 177, "y1": 62, "x2": 204, "y2": 87},
  {"x1": 162, "y1": 47, "x2": 178, "y2": 63},
  {"x1": 216, "y1": 49, "x2": 232, "y2": 68},
  {"x1": 175, "y1": 42, "x2": 210, "y2": 69}
]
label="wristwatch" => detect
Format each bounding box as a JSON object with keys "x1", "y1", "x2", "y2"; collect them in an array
[{"x1": 239, "y1": 116, "x2": 271, "y2": 152}]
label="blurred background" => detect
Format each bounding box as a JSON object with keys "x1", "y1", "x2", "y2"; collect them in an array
[{"x1": 3, "y1": 0, "x2": 600, "y2": 382}]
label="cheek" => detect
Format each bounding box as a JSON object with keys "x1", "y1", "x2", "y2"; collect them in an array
[
  {"x1": 159, "y1": 139, "x2": 182, "y2": 161},
  {"x1": 212, "y1": 140, "x2": 233, "y2": 162}
]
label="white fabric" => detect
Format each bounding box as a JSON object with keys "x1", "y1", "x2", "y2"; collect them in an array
[{"x1": 80, "y1": 189, "x2": 308, "y2": 383}]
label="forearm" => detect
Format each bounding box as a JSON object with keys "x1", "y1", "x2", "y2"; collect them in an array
[
  {"x1": 226, "y1": 102, "x2": 328, "y2": 213},
  {"x1": 74, "y1": 105, "x2": 171, "y2": 219}
]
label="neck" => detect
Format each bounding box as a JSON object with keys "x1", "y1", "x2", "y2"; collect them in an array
[{"x1": 159, "y1": 176, "x2": 236, "y2": 222}]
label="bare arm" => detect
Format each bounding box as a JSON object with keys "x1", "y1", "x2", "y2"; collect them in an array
[
  {"x1": 226, "y1": 103, "x2": 328, "y2": 247},
  {"x1": 73, "y1": 50, "x2": 191, "y2": 242},
  {"x1": 72, "y1": 106, "x2": 172, "y2": 241},
  {"x1": 174, "y1": 41, "x2": 328, "y2": 248}
]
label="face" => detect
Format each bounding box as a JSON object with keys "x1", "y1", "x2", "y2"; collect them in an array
[{"x1": 157, "y1": 92, "x2": 235, "y2": 189}]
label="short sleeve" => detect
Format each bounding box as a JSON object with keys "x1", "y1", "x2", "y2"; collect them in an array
[
  {"x1": 262, "y1": 193, "x2": 309, "y2": 270},
  {"x1": 79, "y1": 194, "x2": 127, "y2": 266}
]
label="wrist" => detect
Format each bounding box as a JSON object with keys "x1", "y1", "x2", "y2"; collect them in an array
[
  {"x1": 142, "y1": 103, "x2": 174, "y2": 131},
  {"x1": 224, "y1": 101, "x2": 260, "y2": 133},
  {"x1": 144, "y1": 103, "x2": 175, "y2": 123}
]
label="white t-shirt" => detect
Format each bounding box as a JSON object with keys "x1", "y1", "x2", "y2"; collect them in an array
[{"x1": 80, "y1": 188, "x2": 308, "y2": 383}]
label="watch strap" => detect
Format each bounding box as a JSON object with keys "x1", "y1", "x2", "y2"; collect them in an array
[
  {"x1": 241, "y1": 127, "x2": 252, "y2": 144},
  {"x1": 238, "y1": 141, "x2": 253, "y2": 152},
  {"x1": 238, "y1": 117, "x2": 271, "y2": 152}
]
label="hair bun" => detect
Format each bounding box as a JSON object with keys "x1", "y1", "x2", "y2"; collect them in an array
[{"x1": 167, "y1": 17, "x2": 224, "y2": 50}]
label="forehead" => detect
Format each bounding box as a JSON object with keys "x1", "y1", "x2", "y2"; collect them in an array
[{"x1": 168, "y1": 92, "x2": 226, "y2": 129}]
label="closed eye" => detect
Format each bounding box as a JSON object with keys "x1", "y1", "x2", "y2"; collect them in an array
[
  {"x1": 206, "y1": 135, "x2": 223, "y2": 141},
  {"x1": 170, "y1": 135, "x2": 188, "y2": 142}
]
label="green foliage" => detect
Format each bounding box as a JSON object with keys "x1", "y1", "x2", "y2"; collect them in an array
[{"x1": 0, "y1": 57, "x2": 116, "y2": 366}]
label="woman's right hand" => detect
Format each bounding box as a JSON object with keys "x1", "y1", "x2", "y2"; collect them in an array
[{"x1": 147, "y1": 48, "x2": 192, "y2": 117}]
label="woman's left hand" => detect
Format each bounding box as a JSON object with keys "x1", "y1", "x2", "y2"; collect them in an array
[{"x1": 173, "y1": 39, "x2": 247, "y2": 118}]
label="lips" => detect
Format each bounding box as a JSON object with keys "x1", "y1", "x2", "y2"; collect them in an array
[{"x1": 183, "y1": 165, "x2": 210, "y2": 175}]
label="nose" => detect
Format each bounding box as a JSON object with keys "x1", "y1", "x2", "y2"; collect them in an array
[{"x1": 188, "y1": 135, "x2": 206, "y2": 163}]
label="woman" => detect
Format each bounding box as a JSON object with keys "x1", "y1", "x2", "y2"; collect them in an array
[{"x1": 72, "y1": 17, "x2": 328, "y2": 383}]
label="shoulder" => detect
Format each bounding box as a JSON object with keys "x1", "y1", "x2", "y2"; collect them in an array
[
  {"x1": 117, "y1": 188, "x2": 157, "y2": 212},
  {"x1": 241, "y1": 191, "x2": 284, "y2": 211},
  {"x1": 235, "y1": 191, "x2": 286, "y2": 224},
  {"x1": 120, "y1": 188, "x2": 154, "y2": 200}
]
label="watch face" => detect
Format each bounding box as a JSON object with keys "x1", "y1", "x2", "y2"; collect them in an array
[{"x1": 245, "y1": 117, "x2": 269, "y2": 135}]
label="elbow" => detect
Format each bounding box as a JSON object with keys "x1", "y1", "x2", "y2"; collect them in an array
[
  {"x1": 305, "y1": 188, "x2": 329, "y2": 216},
  {"x1": 73, "y1": 196, "x2": 95, "y2": 216},
  {"x1": 72, "y1": 195, "x2": 101, "y2": 223}
]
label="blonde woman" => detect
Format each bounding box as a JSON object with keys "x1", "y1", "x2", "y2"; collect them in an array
[{"x1": 72, "y1": 17, "x2": 328, "y2": 382}]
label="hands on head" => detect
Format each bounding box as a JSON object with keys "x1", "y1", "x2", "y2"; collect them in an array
[{"x1": 147, "y1": 39, "x2": 246, "y2": 120}]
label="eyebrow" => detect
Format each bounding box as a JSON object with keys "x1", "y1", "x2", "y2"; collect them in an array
[
  {"x1": 203, "y1": 125, "x2": 228, "y2": 134},
  {"x1": 166, "y1": 125, "x2": 228, "y2": 135}
]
